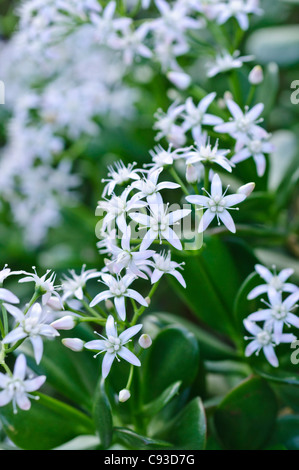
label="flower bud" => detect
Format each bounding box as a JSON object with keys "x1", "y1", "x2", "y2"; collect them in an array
[
  {"x1": 47, "y1": 296, "x2": 63, "y2": 311},
  {"x1": 51, "y1": 315, "x2": 77, "y2": 331},
  {"x1": 119, "y1": 389, "x2": 131, "y2": 403},
  {"x1": 105, "y1": 299, "x2": 114, "y2": 311},
  {"x1": 62, "y1": 338, "x2": 85, "y2": 352},
  {"x1": 238, "y1": 182, "x2": 255, "y2": 198},
  {"x1": 138, "y1": 334, "x2": 152, "y2": 349},
  {"x1": 167, "y1": 71, "x2": 191, "y2": 90},
  {"x1": 186, "y1": 164, "x2": 199, "y2": 184},
  {"x1": 145, "y1": 297, "x2": 151, "y2": 306},
  {"x1": 249, "y1": 66, "x2": 264, "y2": 85},
  {"x1": 224, "y1": 91, "x2": 233, "y2": 102}
]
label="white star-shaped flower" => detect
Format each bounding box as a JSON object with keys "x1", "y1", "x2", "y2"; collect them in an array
[
  {"x1": 85, "y1": 315, "x2": 142, "y2": 378},
  {"x1": 19, "y1": 268, "x2": 62, "y2": 307},
  {"x1": 244, "y1": 319, "x2": 296, "y2": 368},
  {"x1": 247, "y1": 288, "x2": 299, "y2": 336},
  {"x1": 90, "y1": 273, "x2": 148, "y2": 321},
  {"x1": 0, "y1": 354, "x2": 46, "y2": 413},
  {"x1": 130, "y1": 202, "x2": 191, "y2": 250},
  {"x1": 101, "y1": 161, "x2": 140, "y2": 197},
  {"x1": 62, "y1": 265, "x2": 102, "y2": 302},
  {"x1": 186, "y1": 173, "x2": 248, "y2": 233},
  {"x1": 148, "y1": 250, "x2": 186, "y2": 287},
  {"x1": 248, "y1": 264, "x2": 298, "y2": 300},
  {"x1": 2, "y1": 303, "x2": 60, "y2": 364},
  {"x1": 182, "y1": 93, "x2": 223, "y2": 141}
]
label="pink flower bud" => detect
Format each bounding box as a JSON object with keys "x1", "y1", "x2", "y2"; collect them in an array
[
  {"x1": 238, "y1": 182, "x2": 255, "y2": 198},
  {"x1": 51, "y1": 315, "x2": 76, "y2": 331},
  {"x1": 186, "y1": 164, "x2": 199, "y2": 184},
  {"x1": 62, "y1": 338, "x2": 84, "y2": 352},
  {"x1": 249, "y1": 66, "x2": 264, "y2": 85},
  {"x1": 138, "y1": 334, "x2": 152, "y2": 349}
]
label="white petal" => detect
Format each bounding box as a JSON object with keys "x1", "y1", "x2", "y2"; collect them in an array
[
  {"x1": 198, "y1": 210, "x2": 215, "y2": 233},
  {"x1": 114, "y1": 296, "x2": 126, "y2": 321},
  {"x1": 263, "y1": 345, "x2": 279, "y2": 368},
  {"x1": 102, "y1": 352, "x2": 115, "y2": 379},
  {"x1": 0, "y1": 390, "x2": 12, "y2": 407},
  {"x1": 284, "y1": 290, "x2": 299, "y2": 310},
  {"x1": 16, "y1": 393, "x2": 31, "y2": 411},
  {"x1": 126, "y1": 289, "x2": 148, "y2": 307},
  {"x1": 106, "y1": 315, "x2": 117, "y2": 338},
  {"x1": 90, "y1": 290, "x2": 112, "y2": 307},
  {"x1": 244, "y1": 319, "x2": 262, "y2": 335},
  {"x1": 255, "y1": 264, "x2": 273, "y2": 283},
  {"x1": 247, "y1": 284, "x2": 268, "y2": 300},
  {"x1": 85, "y1": 340, "x2": 107, "y2": 351},
  {"x1": 278, "y1": 268, "x2": 294, "y2": 283},
  {"x1": 163, "y1": 227, "x2": 182, "y2": 250},
  {"x1": 13, "y1": 354, "x2": 26, "y2": 380},
  {"x1": 170, "y1": 270, "x2": 186, "y2": 288},
  {"x1": 219, "y1": 210, "x2": 236, "y2": 233},
  {"x1": 151, "y1": 269, "x2": 164, "y2": 284},
  {"x1": 245, "y1": 340, "x2": 260, "y2": 357},
  {"x1": 24, "y1": 375, "x2": 46, "y2": 393},
  {"x1": 227, "y1": 99, "x2": 243, "y2": 119},
  {"x1": 2, "y1": 328, "x2": 27, "y2": 345},
  {"x1": 119, "y1": 324, "x2": 142, "y2": 343},
  {"x1": 211, "y1": 174, "x2": 223, "y2": 198},
  {"x1": 118, "y1": 347, "x2": 141, "y2": 367},
  {"x1": 0, "y1": 288, "x2": 19, "y2": 304},
  {"x1": 30, "y1": 336, "x2": 44, "y2": 365}
]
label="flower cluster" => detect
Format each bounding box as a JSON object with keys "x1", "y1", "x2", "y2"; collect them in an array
[
  {"x1": 244, "y1": 264, "x2": 299, "y2": 368},
  {"x1": 0, "y1": 0, "x2": 265, "y2": 246}
]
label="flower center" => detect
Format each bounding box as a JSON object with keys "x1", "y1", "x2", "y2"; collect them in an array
[{"x1": 257, "y1": 331, "x2": 272, "y2": 346}]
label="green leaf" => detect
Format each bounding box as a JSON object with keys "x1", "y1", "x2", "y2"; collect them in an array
[
  {"x1": 273, "y1": 416, "x2": 299, "y2": 450},
  {"x1": 19, "y1": 324, "x2": 98, "y2": 410},
  {"x1": 114, "y1": 428, "x2": 172, "y2": 450},
  {"x1": 145, "y1": 313, "x2": 238, "y2": 361},
  {"x1": 246, "y1": 26, "x2": 299, "y2": 67},
  {"x1": 93, "y1": 379, "x2": 113, "y2": 448},
  {"x1": 142, "y1": 326, "x2": 199, "y2": 403},
  {"x1": 141, "y1": 381, "x2": 181, "y2": 417},
  {"x1": 254, "y1": 367, "x2": 299, "y2": 387},
  {"x1": 170, "y1": 237, "x2": 244, "y2": 337},
  {"x1": 255, "y1": 62, "x2": 279, "y2": 117},
  {"x1": 155, "y1": 397, "x2": 207, "y2": 450},
  {"x1": 214, "y1": 376, "x2": 278, "y2": 450},
  {"x1": 0, "y1": 394, "x2": 94, "y2": 450}
]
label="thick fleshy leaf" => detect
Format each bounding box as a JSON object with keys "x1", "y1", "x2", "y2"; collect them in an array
[
  {"x1": 141, "y1": 381, "x2": 181, "y2": 417},
  {"x1": 114, "y1": 428, "x2": 172, "y2": 450},
  {"x1": 93, "y1": 379, "x2": 113, "y2": 448},
  {"x1": 272, "y1": 416, "x2": 299, "y2": 450},
  {"x1": 145, "y1": 313, "x2": 237, "y2": 361},
  {"x1": 142, "y1": 326, "x2": 199, "y2": 403},
  {"x1": 214, "y1": 377, "x2": 278, "y2": 450},
  {"x1": 155, "y1": 397, "x2": 207, "y2": 450},
  {"x1": 0, "y1": 394, "x2": 94, "y2": 450}
]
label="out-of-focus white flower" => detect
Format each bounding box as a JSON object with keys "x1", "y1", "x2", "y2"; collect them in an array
[
  {"x1": 215, "y1": 99, "x2": 268, "y2": 141},
  {"x1": 19, "y1": 268, "x2": 62, "y2": 307},
  {"x1": 231, "y1": 136, "x2": 274, "y2": 177},
  {"x1": 216, "y1": 0, "x2": 263, "y2": 31},
  {"x1": 154, "y1": 102, "x2": 186, "y2": 146},
  {"x1": 85, "y1": 315, "x2": 142, "y2": 378},
  {"x1": 102, "y1": 161, "x2": 140, "y2": 197},
  {"x1": 148, "y1": 251, "x2": 186, "y2": 287},
  {"x1": 61, "y1": 265, "x2": 102, "y2": 302},
  {"x1": 248, "y1": 265, "x2": 298, "y2": 300},
  {"x1": 244, "y1": 319, "x2": 296, "y2": 368},
  {"x1": 186, "y1": 173, "x2": 250, "y2": 233},
  {"x1": 0, "y1": 354, "x2": 46, "y2": 413},
  {"x1": 2, "y1": 303, "x2": 59, "y2": 364},
  {"x1": 182, "y1": 93, "x2": 223, "y2": 141},
  {"x1": 207, "y1": 50, "x2": 254, "y2": 78},
  {"x1": 90, "y1": 274, "x2": 148, "y2": 321},
  {"x1": 130, "y1": 202, "x2": 191, "y2": 250},
  {"x1": 109, "y1": 23, "x2": 152, "y2": 66},
  {"x1": 247, "y1": 288, "x2": 299, "y2": 336}
]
